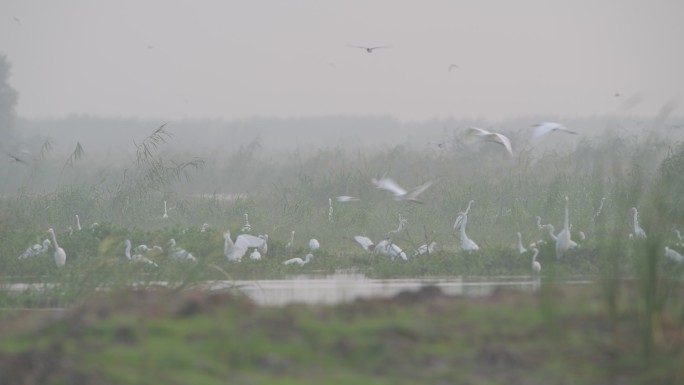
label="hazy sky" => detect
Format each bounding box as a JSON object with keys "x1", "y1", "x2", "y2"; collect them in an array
[{"x1": 1, "y1": 0, "x2": 682, "y2": 121}]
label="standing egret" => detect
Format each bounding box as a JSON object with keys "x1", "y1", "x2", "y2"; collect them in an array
[
  {"x1": 532, "y1": 122, "x2": 578, "y2": 138},
  {"x1": 664, "y1": 247, "x2": 684, "y2": 264},
  {"x1": 555, "y1": 196, "x2": 577, "y2": 258},
  {"x1": 517, "y1": 232, "x2": 528, "y2": 254},
  {"x1": 531, "y1": 247, "x2": 541, "y2": 273},
  {"x1": 241, "y1": 213, "x2": 252, "y2": 233},
  {"x1": 285, "y1": 230, "x2": 295, "y2": 253},
  {"x1": 371, "y1": 175, "x2": 433, "y2": 203},
  {"x1": 75, "y1": 215, "x2": 82, "y2": 231},
  {"x1": 631, "y1": 207, "x2": 647, "y2": 239},
  {"x1": 328, "y1": 198, "x2": 333, "y2": 223},
  {"x1": 162, "y1": 201, "x2": 169, "y2": 219},
  {"x1": 283, "y1": 253, "x2": 314, "y2": 266},
  {"x1": 309, "y1": 238, "x2": 320, "y2": 251},
  {"x1": 453, "y1": 212, "x2": 479, "y2": 252},
  {"x1": 249, "y1": 249, "x2": 262, "y2": 260},
  {"x1": 47, "y1": 228, "x2": 66, "y2": 267},
  {"x1": 465, "y1": 127, "x2": 513, "y2": 156}
]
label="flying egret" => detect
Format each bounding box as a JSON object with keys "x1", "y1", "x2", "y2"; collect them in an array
[
  {"x1": 124, "y1": 240, "x2": 159, "y2": 266},
  {"x1": 336, "y1": 195, "x2": 359, "y2": 202},
  {"x1": 371, "y1": 175, "x2": 432, "y2": 203},
  {"x1": 241, "y1": 213, "x2": 251, "y2": 233},
  {"x1": 664, "y1": 247, "x2": 684, "y2": 264},
  {"x1": 75, "y1": 215, "x2": 82, "y2": 231},
  {"x1": 347, "y1": 44, "x2": 391, "y2": 53},
  {"x1": 531, "y1": 247, "x2": 541, "y2": 273},
  {"x1": 631, "y1": 207, "x2": 647, "y2": 239},
  {"x1": 18, "y1": 239, "x2": 51, "y2": 259},
  {"x1": 555, "y1": 196, "x2": 578, "y2": 258},
  {"x1": 448, "y1": 64, "x2": 459, "y2": 72},
  {"x1": 163, "y1": 201, "x2": 169, "y2": 219},
  {"x1": 283, "y1": 253, "x2": 314, "y2": 266},
  {"x1": 517, "y1": 232, "x2": 528, "y2": 254},
  {"x1": 453, "y1": 212, "x2": 479, "y2": 252},
  {"x1": 309, "y1": 238, "x2": 320, "y2": 251},
  {"x1": 532, "y1": 122, "x2": 578, "y2": 138},
  {"x1": 47, "y1": 228, "x2": 66, "y2": 267},
  {"x1": 466, "y1": 127, "x2": 513, "y2": 156},
  {"x1": 167, "y1": 239, "x2": 197, "y2": 262}
]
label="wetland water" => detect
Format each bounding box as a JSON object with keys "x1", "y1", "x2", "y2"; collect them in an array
[{"x1": 1, "y1": 273, "x2": 594, "y2": 307}]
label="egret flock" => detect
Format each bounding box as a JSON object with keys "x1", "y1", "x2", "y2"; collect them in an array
[{"x1": 13, "y1": 121, "x2": 684, "y2": 273}]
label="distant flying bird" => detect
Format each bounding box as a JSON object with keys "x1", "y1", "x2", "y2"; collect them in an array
[
  {"x1": 371, "y1": 175, "x2": 432, "y2": 203},
  {"x1": 335, "y1": 195, "x2": 359, "y2": 203},
  {"x1": 448, "y1": 64, "x2": 459, "y2": 72},
  {"x1": 347, "y1": 44, "x2": 391, "y2": 53},
  {"x1": 13, "y1": 16, "x2": 21, "y2": 25},
  {"x1": 465, "y1": 127, "x2": 513, "y2": 156},
  {"x1": 532, "y1": 122, "x2": 578, "y2": 138}
]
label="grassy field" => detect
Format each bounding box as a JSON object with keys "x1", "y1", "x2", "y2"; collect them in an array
[{"x1": 0, "y1": 284, "x2": 682, "y2": 385}]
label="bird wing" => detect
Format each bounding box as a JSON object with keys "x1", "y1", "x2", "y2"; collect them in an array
[
  {"x1": 405, "y1": 180, "x2": 433, "y2": 203},
  {"x1": 347, "y1": 44, "x2": 368, "y2": 49},
  {"x1": 373, "y1": 176, "x2": 408, "y2": 197},
  {"x1": 466, "y1": 127, "x2": 491, "y2": 137},
  {"x1": 492, "y1": 133, "x2": 513, "y2": 156},
  {"x1": 532, "y1": 122, "x2": 576, "y2": 138},
  {"x1": 235, "y1": 234, "x2": 265, "y2": 249},
  {"x1": 336, "y1": 195, "x2": 359, "y2": 202},
  {"x1": 354, "y1": 236, "x2": 374, "y2": 251}
]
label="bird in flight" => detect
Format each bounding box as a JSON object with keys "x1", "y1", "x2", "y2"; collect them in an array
[
  {"x1": 371, "y1": 175, "x2": 432, "y2": 204},
  {"x1": 466, "y1": 127, "x2": 513, "y2": 156},
  {"x1": 13, "y1": 16, "x2": 21, "y2": 25},
  {"x1": 448, "y1": 64, "x2": 459, "y2": 72},
  {"x1": 532, "y1": 122, "x2": 578, "y2": 138},
  {"x1": 347, "y1": 44, "x2": 391, "y2": 53}
]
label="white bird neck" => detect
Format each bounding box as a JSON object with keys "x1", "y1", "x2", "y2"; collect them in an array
[{"x1": 49, "y1": 230, "x2": 59, "y2": 249}]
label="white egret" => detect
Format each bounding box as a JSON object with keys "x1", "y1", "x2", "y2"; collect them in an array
[
  {"x1": 224, "y1": 231, "x2": 267, "y2": 262},
  {"x1": 631, "y1": 207, "x2": 647, "y2": 239},
  {"x1": 354, "y1": 235, "x2": 375, "y2": 251},
  {"x1": 309, "y1": 238, "x2": 320, "y2": 251},
  {"x1": 249, "y1": 248, "x2": 262, "y2": 260},
  {"x1": 453, "y1": 213, "x2": 479, "y2": 252},
  {"x1": 414, "y1": 241, "x2": 438, "y2": 256},
  {"x1": 347, "y1": 44, "x2": 391, "y2": 53},
  {"x1": 47, "y1": 228, "x2": 66, "y2": 267},
  {"x1": 257, "y1": 234, "x2": 269, "y2": 255},
  {"x1": 594, "y1": 197, "x2": 607, "y2": 219},
  {"x1": 163, "y1": 201, "x2": 169, "y2": 219},
  {"x1": 75, "y1": 215, "x2": 82, "y2": 231},
  {"x1": 517, "y1": 232, "x2": 528, "y2": 254},
  {"x1": 463, "y1": 200, "x2": 475, "y2": 216},
  {"x1": 285, "y1": 230, "x2": 295, "y2": 252},
  {"x1": 241, "y1": 213, "x2": 251, "y2": 233},
  {"x1": 18, "y1": 239, "x2": 51, "y2": 259},
  {"x1": 674, "y1": 229, "x2": 683, "y2": 246},
  {"x1": 555, "y1": 196, "x2": 577, "y2": 258},
  {"x1": 328, "y1": 198, "x2": 333, "y2": 223},
  {"x1": 578, "y1": 231, "x2": 586, "y2": 241},
  {"x1": 283, "y1": 253, "x2": 314, "y2": 266},
  {"x1": 531, "y1": 247, "x2": 541, "y2": 273},
  {"x1": 335, "y1": 195, "x2": 359, "y2": 203},
  {"x1": 664, "y1": 247, "x2": 684, "y2": 264},
  {"x1": 532, "y1": 122, "x2": 578, "y2": 138},
  {"x1": 167, "y1": 239, "x2": 197, "y2": 262},
  {"x1": 201, "y1": 223, "x2": 210, "y2": 232},
  {"x1": 543, "y1": 224, "x2": 558, "y2": 241},
  {"x1": 371, "y1": 175, "x2": 432, "y2": 203},
  {"x1": 466, "y1": 127, "x2": 513, "y2": 156},
  {"x1": 535, "y1": 216, "x2": 543, "y2": 230},
  {"x1": 124, "y1": 240, "x2": 159, "y2": 266}
]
